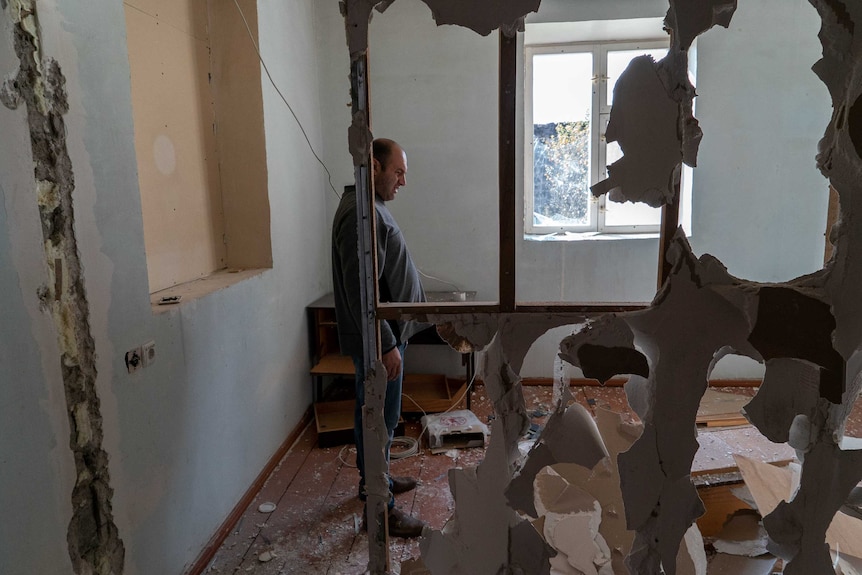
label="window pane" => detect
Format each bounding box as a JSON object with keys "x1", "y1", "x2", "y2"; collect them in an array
[
  {"x1": 532, "y1": 52, "x2": 593, "y2": 228},
  {"x1": 603, "y1": 139, "x2": 662, "y2": 227},
  {"x1": 607, "y1": 48, "x2": 668, "y2": 106}
]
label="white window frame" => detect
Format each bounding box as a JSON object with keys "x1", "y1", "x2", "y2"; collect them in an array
[{"x1": 525, "y1": 39, "x2": 673, "y2": 236}]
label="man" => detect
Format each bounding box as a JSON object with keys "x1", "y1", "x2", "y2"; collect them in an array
[{"x1": 331, "y1": 138, "x2": 427, "y2": 538}]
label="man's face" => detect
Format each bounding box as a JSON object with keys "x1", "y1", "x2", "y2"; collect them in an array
[{"x1": 373, "y1": 147, "x2": 407, "y2": 202}]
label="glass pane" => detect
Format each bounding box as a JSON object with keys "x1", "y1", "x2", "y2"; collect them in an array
[
  {"x1": 607, "y1": 47, "x2": 668, "y2": 106},
  {"x1": 532, "y1": 52, "x2": 593, "y2": 228},
  {"x1": 603, "y1": 140, "x2": 662, "y2": 227}
]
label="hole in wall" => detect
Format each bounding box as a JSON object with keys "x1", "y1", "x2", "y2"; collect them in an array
[{"x1": 689, "y1": 0, "x2": 832, "y2": 284}]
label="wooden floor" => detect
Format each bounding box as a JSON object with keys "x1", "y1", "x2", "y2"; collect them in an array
[{"x1": 203, "y1": 384, "x2": 814, "y2": 575}]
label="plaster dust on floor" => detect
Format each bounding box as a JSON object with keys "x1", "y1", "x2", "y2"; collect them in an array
[{"x1": 340, "y1": 0, "x2": 862, "y2": 573}]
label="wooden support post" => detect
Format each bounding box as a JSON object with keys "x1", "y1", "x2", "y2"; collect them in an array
[
  {"x1": 350, "y1": 53, "x2": 390, "y2": 574},
  {"x1": 656, "y1": 180, "x2": 681, "y2": 289},
  {"x1": 499, "y1": 30, "x2": 517, "y2": 311}
]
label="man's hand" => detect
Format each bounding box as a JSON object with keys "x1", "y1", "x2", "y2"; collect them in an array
[{"x1": 382, "y1": 346, "x2": 402, "y2": 381}]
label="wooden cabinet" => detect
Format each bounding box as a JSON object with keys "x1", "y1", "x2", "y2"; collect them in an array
[
  {"x1": 307, "y1": 293, "x2": 475, "y2": 445},
  {"x1": 307, "y1": 293, "x2": 353, "y2": 403}
]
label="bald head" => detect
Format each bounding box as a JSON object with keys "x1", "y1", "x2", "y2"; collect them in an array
[{"x1": 372, "y1": 138, "x2": 407, "y2": 202}]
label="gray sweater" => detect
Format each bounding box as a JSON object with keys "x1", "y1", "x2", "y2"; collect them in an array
[{"x1": 331, "y1": 190, "x2": 426, "y2": 357}]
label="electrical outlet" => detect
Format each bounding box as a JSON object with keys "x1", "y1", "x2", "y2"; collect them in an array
[
  {"x1": 125, "y1": 346, "x2": 143, "y2": 373},
  {"x1": 142, "y1": 340, "x2": 156, "y2": 367}
]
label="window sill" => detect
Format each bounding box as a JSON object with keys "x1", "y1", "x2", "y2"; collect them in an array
[
  {"x1": 524, "y1": 231, "x2": 660, "y2": 242},
  {"x1": 150, "y1": 268, "x2": 269, "y2": 313}
]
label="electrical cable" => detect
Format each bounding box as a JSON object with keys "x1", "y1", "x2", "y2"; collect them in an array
[
  {"x1": 398, "y1": 367, "x2": 481, "y2": 460},
  {"x1": 231, "y1": 0, "x2": 341, "y2": 199},
  {"x1": 416, "y1": 268, "x2": 462, "y2": 292},
  {"x1": 389, "y1": 436, "x2": 419, "y2": 460}
]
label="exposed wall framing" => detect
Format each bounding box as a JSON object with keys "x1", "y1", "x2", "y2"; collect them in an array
[{"x1": 343, "y1": 0, "x2": 862, "y2": 574}]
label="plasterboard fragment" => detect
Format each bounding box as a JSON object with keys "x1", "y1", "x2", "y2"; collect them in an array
[
  {"x1": 432, "y1": 314, "x2": 499, "y2": 353},
  {"x1": 499, "y1": 314, "x2": 585, "y2": 374},
  {"x1": 577, "y1": 344, "x2": 649, "y2": 385},
  {"x1": 590, "y1": 55, "x2": 682, "y2": 208},
  {"x1": 507, "y1": 402, "x2": 607, "y2": 516},
  {"x1": 534, "y1": 467, "x2": 613, "y2": 575},
  {"x1": 764, "y1": 442, "x2": 862, "y2": 572},
  {"x1": 417, "y1": 0, "x2": 541, "y2": 37},
  {"x1": 676, "y1": 523, "x2": 707, "y2": 575},
  {"x1": 421, "y1": 418, "x2": 519, "y2": 574},
  {"x1": 510, "y1": 519, "x2": 555, "y2": 575},
  {"x1": 617, "y1": 233, "x2": 755, "y2": 574},
  {"x1": 834, "y1": 552, "x2": 862, "y2": 575},
  {"x1": 707, "y1": 554, "x2": 777, "y2": 575},
  {"x1": 665, "y1": 0, "x2": 737, "y2": 51},
  {"x1": 747, "y1": 286, "x2": 843, "y2": 404},
  {"x1": 551, "y1": 408, "x2": 641, "y2": 569},
  {"x1": 560, "y1": 315, "x2": 649, "y2": 385},
  {"x1": 742, "y1": 358, "x2": 821, "y2": 443},
  {"x1": 736, "y1": 452, "x2": 862, "y2": 569},
  {"x1": 713, "y1": 511, "x2": 769, "y2": 557}
]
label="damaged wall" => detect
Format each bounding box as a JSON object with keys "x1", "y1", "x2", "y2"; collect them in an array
[
  {"x1": 0, "y1": 0, "x2": 331, "y2": 573},
  {"x1": 316, "y1": 0, "x2": 830, "y2": 379}
]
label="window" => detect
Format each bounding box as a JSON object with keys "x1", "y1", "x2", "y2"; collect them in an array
[{"x1": 525, "y1": 39, "x2": 689, "y2": 235}]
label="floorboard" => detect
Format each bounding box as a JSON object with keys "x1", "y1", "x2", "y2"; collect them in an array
[{"x1": 205, "y1": 382, "x2": 858, "y2": 575}]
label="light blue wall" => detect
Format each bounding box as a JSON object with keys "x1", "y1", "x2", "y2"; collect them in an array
[{"x1": 0, "y1": 1, "x2": 331, "y2": 573}]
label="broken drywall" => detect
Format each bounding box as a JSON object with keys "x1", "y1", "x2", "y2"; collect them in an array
[
  {"x1": 2, "y1": 1, "x2": 124, "y2": 573},
  {"x1": 665, "y1": 0, "x2": 737, "y2": 51},
  {"x1": 416, "y1": 0, "x2": 541, "y2": 37},
  {"x1": 590, "y1": 53, "x2": 685, "y2": 208},
  {"x1": 342, "y1": 0, "x2": 541, "y2": 168},
  {"x1": 591, "y1": 0, "x2": 738, "y2": 207},
  {"x1": 343, "y1": 0, "x2": 862, "y2": 573}
]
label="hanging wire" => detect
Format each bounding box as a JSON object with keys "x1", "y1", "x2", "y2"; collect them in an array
[{"x1": 232, "y1": 0, "x2": 341, "y2": 199}]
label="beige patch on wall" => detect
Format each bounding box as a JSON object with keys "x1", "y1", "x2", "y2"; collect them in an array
[{"x1": 125, "y1": 0, "x2": 226, "y2": 292}]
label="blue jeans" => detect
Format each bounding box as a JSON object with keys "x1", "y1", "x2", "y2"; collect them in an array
[{"x1": 353, "y1": 342, "x2": 406, "y2": 507}]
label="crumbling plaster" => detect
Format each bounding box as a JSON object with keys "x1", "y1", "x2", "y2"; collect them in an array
[
  {"x1": 342, "y1": 0, "x2": 862, "y2": 573},
  {"x1": 1, "y1": 1, "x2": 333, "y2": 573}
]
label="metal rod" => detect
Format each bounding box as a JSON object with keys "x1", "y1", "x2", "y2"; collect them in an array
[{"x1": 350, "y1": 52, "x2": 390, "y2": 574}]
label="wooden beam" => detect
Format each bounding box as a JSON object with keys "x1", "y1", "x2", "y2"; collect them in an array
[
  {"x1": 656, "y1": 180, "x2": 681, "y2": 288},
  {"x1": 376, "y1": 301, "x2": 648, "y2": 319},
  {"x1": 499, "y1": 30, "x2": 517, "y2": 311}
]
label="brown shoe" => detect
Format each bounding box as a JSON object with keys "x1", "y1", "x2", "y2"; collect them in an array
[
  {"x1": 361, "y1": 506, "x2": 426, "y2": 539},
  {"x1": 391, "y1": 476, "x2": 417, "y2": 495},
  {"x1": 387, "y1": 506, "x2": 426, "y2": 538}
]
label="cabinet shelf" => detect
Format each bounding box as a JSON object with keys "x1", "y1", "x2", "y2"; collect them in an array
[{"x1": 310, "y1": 353, "x2": 355, "y2": 376}]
